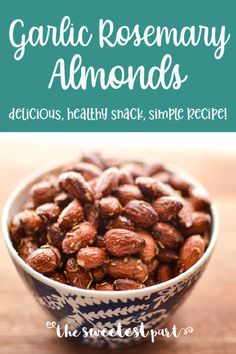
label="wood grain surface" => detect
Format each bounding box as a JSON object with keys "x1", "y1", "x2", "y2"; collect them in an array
[{"x1": 0, "y1": 137, "x2": 235, "y2": 354}]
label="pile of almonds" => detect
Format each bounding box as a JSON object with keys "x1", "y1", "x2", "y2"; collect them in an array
[{"x1": 9, "y1": 152, "x2": 212, "y2": 291}]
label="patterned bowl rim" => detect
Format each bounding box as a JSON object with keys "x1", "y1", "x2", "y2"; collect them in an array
[{"x1": 2, "y1": 157, "x2": 219, "y2": 299}]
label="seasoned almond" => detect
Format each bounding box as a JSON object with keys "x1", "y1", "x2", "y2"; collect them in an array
[
  {"x1": 118, "y1": 168, "x2": 134, "y2": 185},
  {"x1": 95, "y1": 167, "x2": 119, "y2": 198},
  {"x1": 184, "y1": 212, "x2": 211, "y2": 235},
  {"x1": 31, "y1": 180, "x2": 58, "y2": 207},
  {"x1": 81, "y1": 151, "x2": 106, "y2": 170},
  {"x1": 54, "y1": 192, "x2": 72, "y2": 209},
  {"x1": 58, "y1": 199, "x2": 84, "y2": 230},
  {"x1": 146, "y1": 258, "x2": 159, "y2": 273},
  {"x1": 145, "y1": 275, "x2": 156, "y2": 287},
  {"x1": 18, "y1": 237, "x2": 38, "y2": 261},
  {"x1": 106, "y1": 257, "x2": 148, "y2": 282},
  {"x1": 104, "y1": 229, "x2": 145, "y2": 256},
  {"x1": 62, "y1": 222, "x2": 97, "y2": 254},
  {"x1": 114, "y1": 278, "x2": 145, "y2": 290},
  {"x1": 106, "y1": 215, "x2": 134, "y2": 231},
  {"x1": 36, "y1": 203, "x2": 61, "y2": 222},
  {"x1": 136, "y1": 230, "x2": 157, "y2": 262},
  {"x1": 91, "y1": 266, "x2": 106, "y2": 282},
  {"x1": 168, "y1": 174, "x2": 192, "y2": 195},
  {"x1": 190, "y1": 187, "x2": 211, "y2": 210},
  {"x1": 26, "y1": 246, "x2": 61, "y2": 274},
  {"x1": 157, "y1": 264, "x2": 173, "y2": 283},
  {"x1": 84, "y1": 202, "x2": 100, "y2": 228},
  {"x1": 152, "y1": 222, "x2": 184, "y2": 249},
  {"x1": 158, "y1": 248, "x2": 178, "y2": 263},
  {"x1": 179, "y1": 235, "x2": 205, "y2": 271},
  {"x1": 125, "y1": 200, "x2": 157, "y2": 228},
  {"x1": 144, "y1": 161, "x2": 164, "y2": 176},
  {"x1": 120, "y1": 162, "x2": 146, "y2": 178},
  {"x1": 99, "y1": 196, "x2": 122, "y2": 217},
  {"x1": 135, "y1": 177, "x2": 172, "y2": 198},
  {"x1": 152, "y1": 196, "x2": 183, "y2": 222},
  {"x1": 72, "y1": 162, "x2": 102, "y2": 180},
  {"x1": 65, "y1": 257, "x2": 93, "y2": 288},
  {"x1": 10, "y1": 210, "x2": 45, "y2": 241},
  {"x1": 178, "y1": 199, "x2": 194, "y2": 228},
  {"x1": 9, "y1": 214, "x2": 25, "y2": 244},
  {"x1": 115, "y1": 184, "x2": 143, "y2": 205},
  {"x1": 47, "y1": 223, "x2": 65, "y2": 249},
  {"x1": 95, "y1": 282, "x2": 114, "y2": 291},
  {"x1": 58, "y1": 171, "x2": 95, "y2": 202},
  {"x1": 48, "y1": 272, "x2": 68, "y2": 284},
  {"x1": 77, "y1": 247, "x2": 108, "y2": 269}
]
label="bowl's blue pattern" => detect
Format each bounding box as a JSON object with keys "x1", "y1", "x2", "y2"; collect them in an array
[{"x1": 13, "y1": 259, "x2": 207, "y2": 348}]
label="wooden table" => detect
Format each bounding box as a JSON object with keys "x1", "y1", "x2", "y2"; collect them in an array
[{"x1": 0, "y1": 138, "x2": 235, "y2": 354}]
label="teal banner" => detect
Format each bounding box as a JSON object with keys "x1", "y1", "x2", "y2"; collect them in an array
[{"x1": 0, "y1": 1, "x2": 235, "y2": 131}]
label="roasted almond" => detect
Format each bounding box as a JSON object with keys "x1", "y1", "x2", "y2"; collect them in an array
[
  {"x1": 84, "y1": 202, "x2": 100, "y2": 228},
  {"x1": 106, "y1": 257, "x2": 148, "y2": 282},
  {"x1": 54, "y1": 192, "x2": 72, "y2": 209},
  {"x1": 120, "y1": 162, "x2": 146, "y2": 178},
  {"x1": 178, "y1": 199, "x2": 194, "y2": 228},
  {"x1": 190, "y1": 187, "x2": 211, "y2": 210},
  {"x1": 88, "y1": 177, "x2": 99, "y2": 193},
  {"x1": 125, "y1": 200, "x2": 157, "y2": 228},
  {"x1": 114, "y1": 278, "x2": 145, "y2": 290},
  {"x1": 58, "y1": 199, "x2": 84, "y2": 230},
  {"x1": 81, "y1": 151, "x2": 106, "y2": 170},
  {"x1": 95, "y1": 167, "x2": 119, "y2": 198},
  {"x1": 18, "y1": 237, "x2": 38, "y2": 261},
  {"x1": 99, "y1": 196, "x2": 122, "y2": 217},
  {"x1": 91, "y1": 266, "x2": 106, "y2": 282},
  {"x1": 184, "y1": 212, "x2": 211, "y2": 235},
  {"x1": 104, "y1": 229, "x2": 145, "y2": 257},
  {"x1": 26, "y1": 246, "x2": 61, "y2": 274},
  {"x1": 58, "y1": 171, "x2": 95, "y2": 203},
  {"x1": 118, "y1": 168, "x2": 134, "y2": 185},
  {"x1": 72, "y1": 162, "x2": 102, "y2": 180},
  {"x1": 115, "y1": 184, "x2": 143, "y2": 205},
  {"x1": 144, "y1": 161, "x2": 164, "y2": 176},
  {"x1": 152, "y1": 222, "x2": 184, "y2": 249},
  {"x1": 10, "y1": 210, "x2": 45, "y2": 239},
  {"x1": 77, "y1": 247, "x2": 108, "y2": 269},
  {"x1": 65, "y1": 257, "x2": 93, "y2": 289},
  {"x1": 157, "y1": 264, "x2": 173, "y2": 283},
  {"x1": 146, "y1": 258, "x2": 159, "y2": 273},
  {"x1": 36, "y1": 203, "x2": 61, "y2": 222},
  {"x1": 135, "y1": 177, "x2": 173, "y2": 198},
  {"x1": 145, "y1": 275, "x2": 156, "y2": 287},
  {"x1": 158, "y1": 248, "x2": 178, "y2": 263},
  {"x1": 168, "y1": 174, "x2": 192, "y2": 195},
  {"x1": 48, "y1": 272, "x2": 68, "y2": 284},
  {"x1": 95, "y1": 282, "x2": 114, "y2": 291},
  {"x1": 31, "y1": 180, "x2": 58, "y2": 207},
  {"x1": 106, "y1": 215, "x2": 134, "y2": 231},
  {"x1": 179, "y1": 235, "x2": 205, "y2": 271},
  {"x1": 47, "y1": 223, "x2": 65, "y2": 249},
  {"x1": 136, "y1": 230, "x2": 157, "y2": 263},
  {"x1": 62, "y1": 222, "x2": 97, "y2": 254},
  {"x1": 152, "y1": 196, "x2": 183, "y2": 222}
]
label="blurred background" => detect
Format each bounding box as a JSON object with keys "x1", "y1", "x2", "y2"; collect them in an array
[{"x1": 0, "y1": 132, "x2": 235, "y2": 354}]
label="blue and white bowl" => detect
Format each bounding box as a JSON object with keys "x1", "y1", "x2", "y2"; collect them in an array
[{"x1": 2, "y1": 161, "x2": 218, "y2": 348}]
